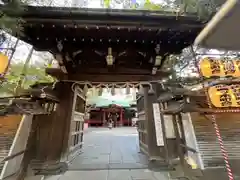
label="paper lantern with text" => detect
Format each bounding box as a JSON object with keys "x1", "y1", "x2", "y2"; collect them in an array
[
  {"x1": 208, "y1": 85, "x2": 233, "y2": 108},
  {"x1": 229, "y1": 84, "x2": 240, "y2": 107},
  {"x1": 221, "y1": 58, "x2": 236, "y2": 77},
  {"x1": 0, "y1": 53, "x2": 9, "y2": 77},
  {"x1": 200, "y1": 57, "x2": 223, "y2": 77},
  {"x1": 233, "y1": 60, "x2": 240, "y2": 77}
]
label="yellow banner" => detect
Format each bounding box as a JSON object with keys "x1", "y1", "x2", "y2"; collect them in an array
[
  {"x1": 200, "y1": 57, "x2": 240, "y2": 78},
  {"x1": 208, "y1": 84, "x2": 240, "y2": 108},
  {"x1": 0, "y1": 53, "x2": 9, "y2": 75}
]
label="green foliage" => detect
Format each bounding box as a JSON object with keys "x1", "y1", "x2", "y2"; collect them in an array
[
  {"x1": 0, "y1": 63, "x2": 55, "y2": 96},
  {"x1": 143, "y1": 0, "x2": 162, "y2": 11},
  {"x1": 101, "y1": 0, "x2": 216, "y2": 19},
  {"x1": 104, "y1": 0, "x2": 110, "y2": 8},
  {"x1": 103, "y1": 0, "x2": 163, "y2": 11}
]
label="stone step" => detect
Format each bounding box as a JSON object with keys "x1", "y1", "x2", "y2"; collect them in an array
[
  {"x1": 43, "y1": 175, "x2": 62, "y2": 180},
  {"x1": 68, "y1": 162, "x2": 170, "y2": 171},
  {"x1": 24, "y1": 175, "x2": 44, "y2": 180}
]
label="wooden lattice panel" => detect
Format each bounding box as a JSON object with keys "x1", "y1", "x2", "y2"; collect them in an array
[
  {"x1": 68, "y1": 89, "x2": 86, "y2": 159},
  {"x1": 137, "y1": 111, "x2": 148, "y2": 155}
]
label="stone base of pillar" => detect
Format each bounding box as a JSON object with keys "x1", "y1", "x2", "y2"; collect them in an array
[
  {"x1": 30, "y1": 160, "x2": 68, "y2": 175},
  {"x1": 148, "y1": 158, "x2": 171, "y2": 170}
]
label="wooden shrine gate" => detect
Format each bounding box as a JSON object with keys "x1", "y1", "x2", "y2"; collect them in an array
[{"x1": 0, "y1": 4, "x2": 206, "y2": 179}]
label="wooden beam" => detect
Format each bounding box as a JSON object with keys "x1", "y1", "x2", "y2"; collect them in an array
[
  {"x1": 61, "y1": 74, "x2": 165, "y2": 83},
  {"x1": 72, "y1": 67, "x2": 154, "y2": 74},
  {"x1": 46, "y1": 68, "x2": 169, "y2": 82}
]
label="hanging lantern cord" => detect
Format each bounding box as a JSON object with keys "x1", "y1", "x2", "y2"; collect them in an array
[{"x1": 191, "y1": 46, "x2": 234, "y2": 180}]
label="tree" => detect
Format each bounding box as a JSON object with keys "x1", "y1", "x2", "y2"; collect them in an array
[
  {"x1": 0, "y1": 0, "x2": 24, "y2": 35},
  {"x1": 162, "y1": 45, "x2": 240, "y2": 87},
  {"x1": 1, "y1": 0, "x2": 55, "y2": 35},
  {"x1": 160, "y1": 0, "x2": 219, "y2": 19}
]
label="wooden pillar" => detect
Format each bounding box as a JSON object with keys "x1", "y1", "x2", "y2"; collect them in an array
[
  {"x1": 143, "y1": 84, "x2": 162, "y2": 159},
  {"x1": 103, "y1": 110, "x2": 106, "y2": 124},
  {"x1": 143, "y1": 83, "x2": 173, "y2": 163},
  {"x1": 60, "y1": 83, "x2": 75, "y2": 158},
  {"x1": 30, "y1": 82, "x2": 74, "y2": 174},
  {"x1": 120, "y1": 108, "x2": 123, "y2": 126},
  {"x1": 143, "y1": 85, "x2": 150, "y2": 154}
]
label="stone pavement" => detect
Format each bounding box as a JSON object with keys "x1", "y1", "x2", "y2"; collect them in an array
[
  {"x1": 43, "y1": 127, "x2": 240, "y2": 180},
  {"x1": 69, "y1": 127, "x2": 149, "y2": 170},
  {"x1": 45, "y1": 127, "x2": 170, "y2": 180}
]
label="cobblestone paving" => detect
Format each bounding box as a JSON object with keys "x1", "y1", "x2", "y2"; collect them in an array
[{"x1": 46, "y1": 127, "x2": 170, "y2": 180}]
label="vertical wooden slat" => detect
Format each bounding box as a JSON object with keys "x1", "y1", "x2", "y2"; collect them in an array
[
  {"x1": 172, "y1": 114, "x2": 185, "y2": 165},
  {"x1": 177, "y1": 114, "x2": 186, "y2": 155},
  {"x1": 143, "y1": 85, "x2": 149, "y2": 151},
  {"x1": 159, "y1": 102, "x2": 169, "y2": 164},
  {"x1": 137, "y1": 95, "x2": 148, "y2": 155}
]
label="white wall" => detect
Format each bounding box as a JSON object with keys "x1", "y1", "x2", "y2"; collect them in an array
[{"x1": 182, "y1": 113, "x2": 204, "y2": 169}]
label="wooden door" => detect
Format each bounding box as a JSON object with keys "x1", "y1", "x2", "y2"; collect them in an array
[{"x1": 68, "y1": 88, "x2": 86, "y2": 160}]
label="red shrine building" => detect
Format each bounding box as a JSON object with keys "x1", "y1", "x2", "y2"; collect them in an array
[{"x1": 86, "y1": 104, "x2": 136, "y2": 127}]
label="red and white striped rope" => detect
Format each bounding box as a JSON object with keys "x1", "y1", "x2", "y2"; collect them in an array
[
  {"x1": 205, "y1": 101, "x2": 234, "y2": 180},
  {"x1": 192, "y1": 47, "x2": 234, "y2": 180}
]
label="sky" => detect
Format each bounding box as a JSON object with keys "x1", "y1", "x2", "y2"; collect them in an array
[{"x1": 1, "y1": 34, "x2": 54, "y2": 66}]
